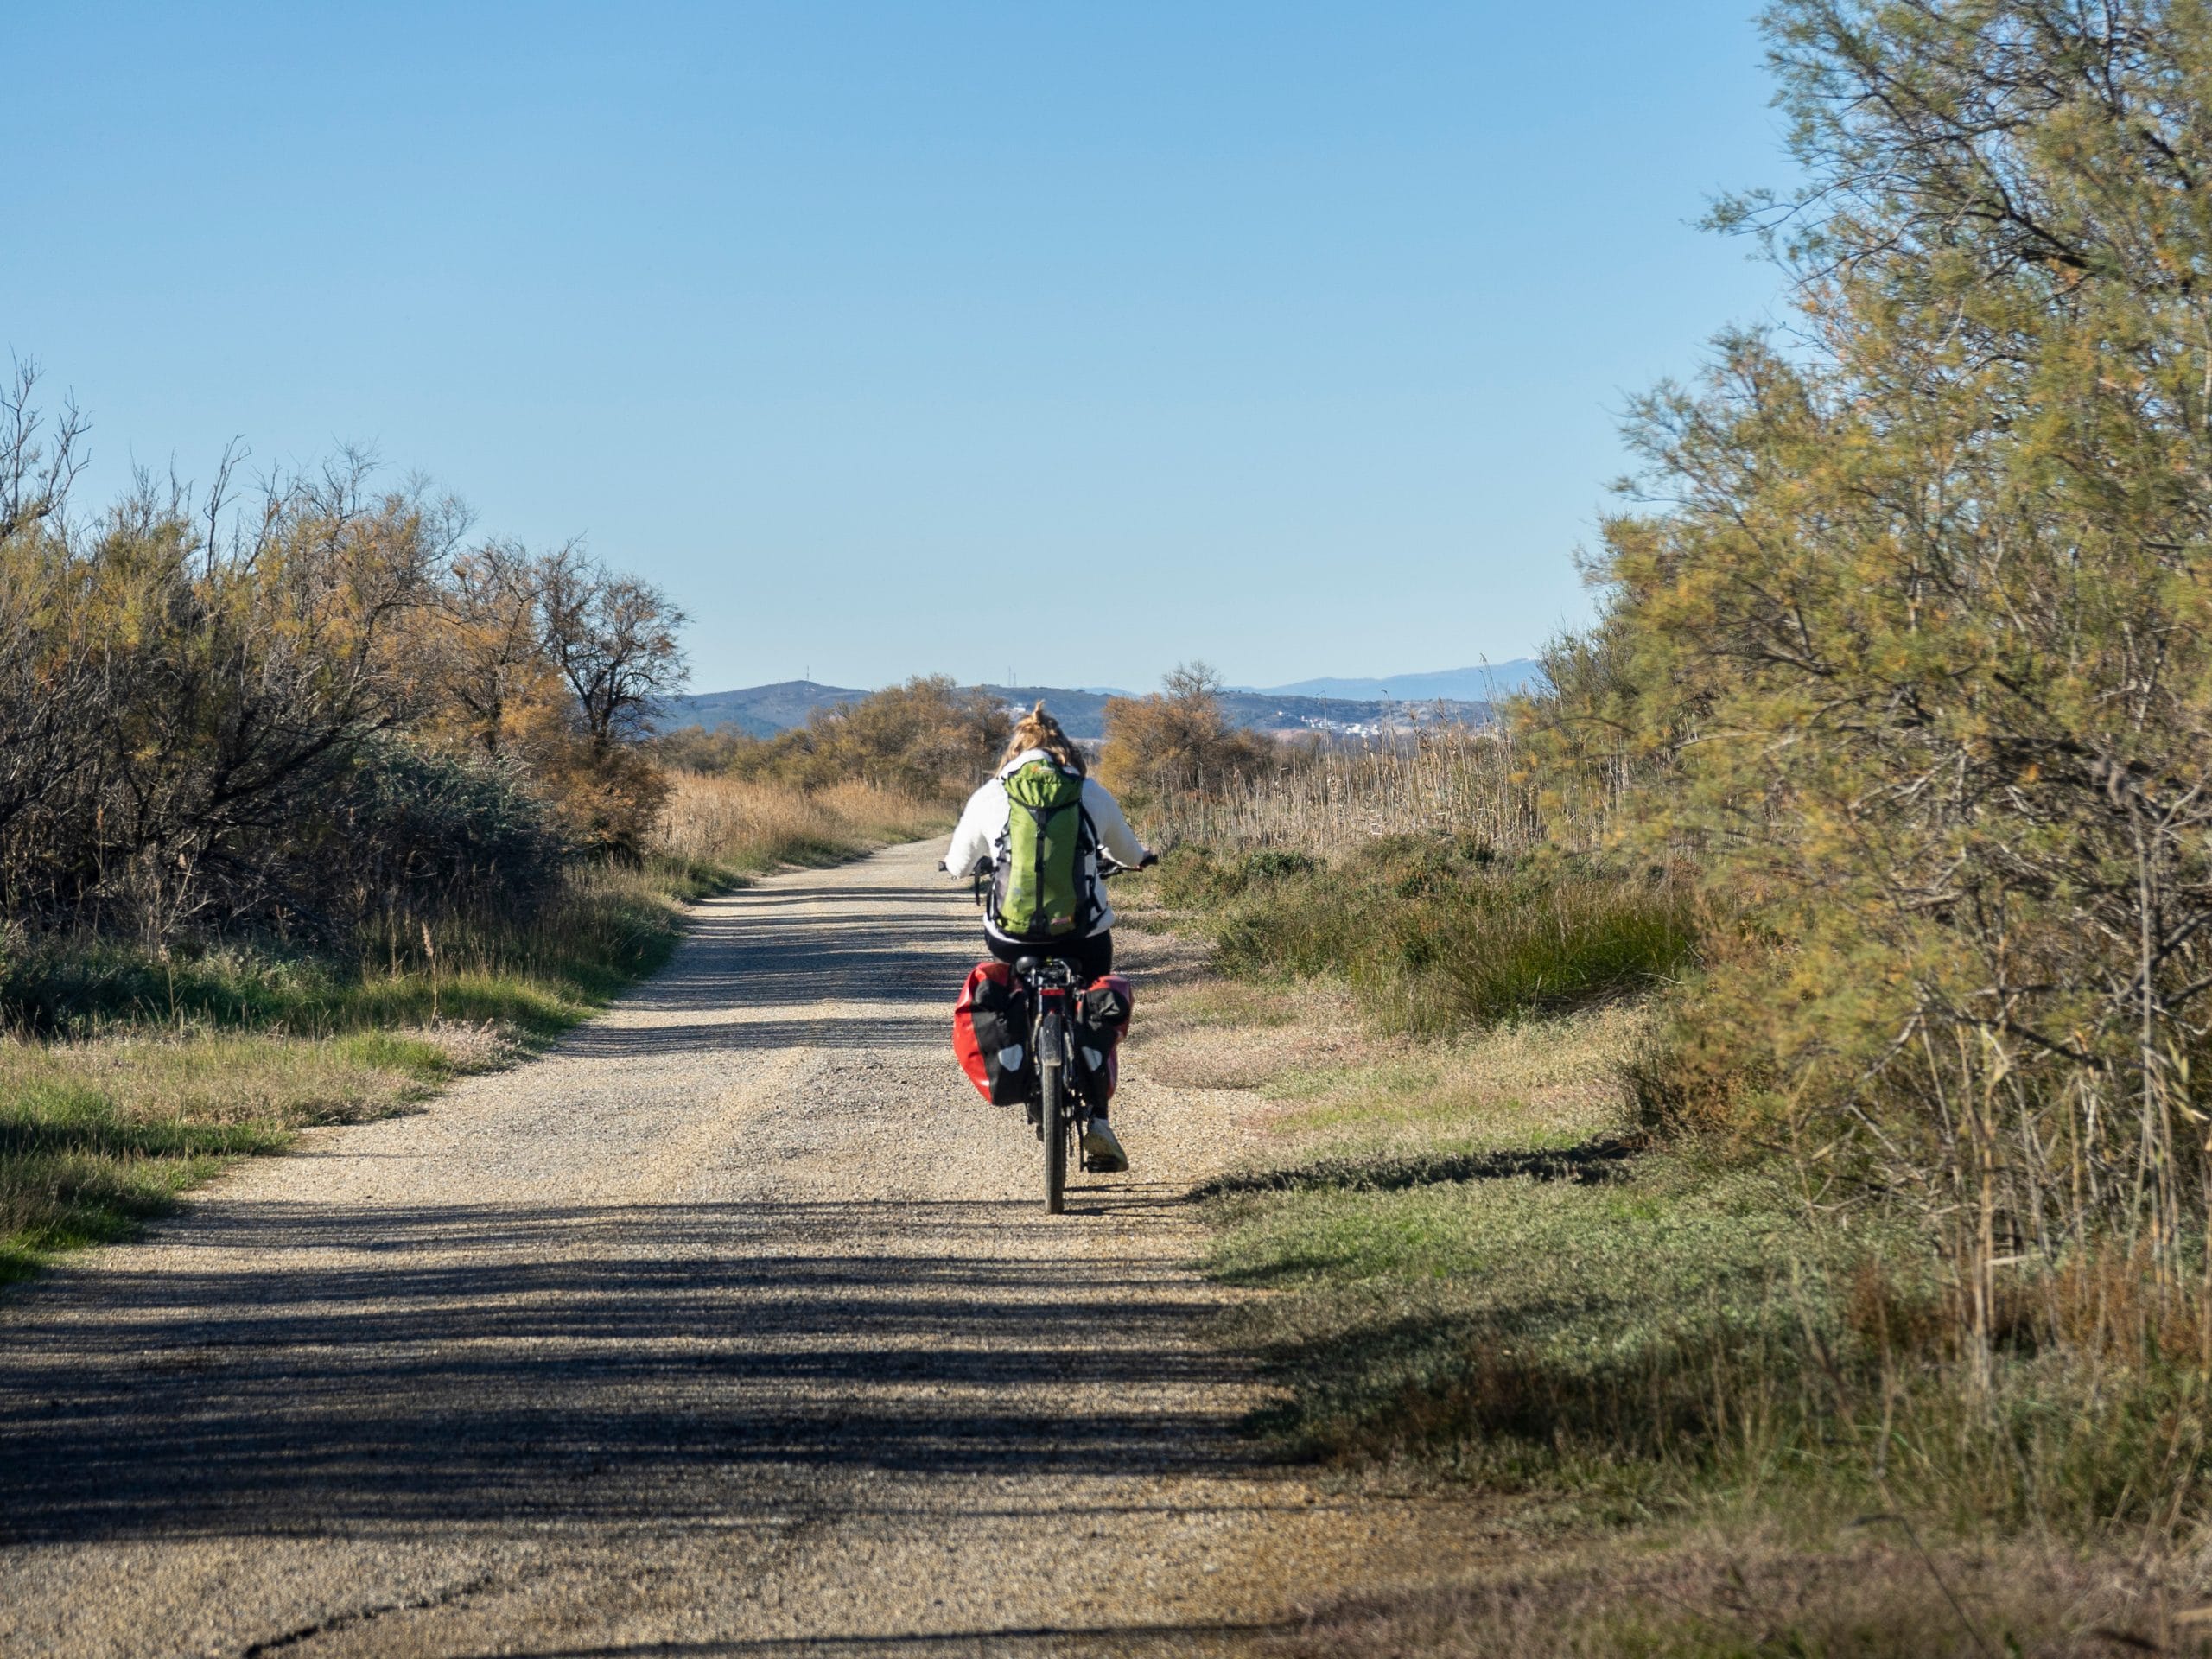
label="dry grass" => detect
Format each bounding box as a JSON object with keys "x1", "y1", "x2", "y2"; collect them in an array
[
  {"x1": 1262, "y1": 1001, "x2": 1646, "y2": 1157},
  {"x1": 1145, "y1": 728, "x2": 1608, "y2": 859},
  {"x1": 654, "y1": 772, "x2": 947, "y2": 870},
  {"x1": 1125, "y1": 976, "x2": 1370, "y2": 1090},
  {"x1": 1123, "y1": 970, "x2": 1637, "y2": 1154}
]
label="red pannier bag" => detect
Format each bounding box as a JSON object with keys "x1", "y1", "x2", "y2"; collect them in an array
[
  {"x1": 1073, "y1": 973, "x2": 1134, "y2": 1111},
  {"x1": 953, "y1": 960, "x2": 1030, "y2": 1105}
]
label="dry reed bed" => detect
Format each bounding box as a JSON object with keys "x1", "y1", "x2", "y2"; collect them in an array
[
  {"x1": 1143, "y1": 728, "x2": 1610, "y2": 860},
  {"x1": 653, "y1": 773, "x2": 946, "y2": 868}
]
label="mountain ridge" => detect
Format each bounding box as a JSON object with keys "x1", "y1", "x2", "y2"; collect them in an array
[
  {"x1": 660, "y1": 678, "x2": 1495, "y2": 741},
  {"x1": 1243, "y1": 661, "x2": 1545, "y2": 702}
]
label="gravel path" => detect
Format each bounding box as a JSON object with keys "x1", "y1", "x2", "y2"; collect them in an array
[{"x1": 0, "y1": 842, "x2": 1452, "y2": 1658}]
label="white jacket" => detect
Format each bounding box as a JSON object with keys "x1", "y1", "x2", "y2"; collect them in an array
[{"x1": 943, "y1": 749, "x2": 1151, "y2": 941}]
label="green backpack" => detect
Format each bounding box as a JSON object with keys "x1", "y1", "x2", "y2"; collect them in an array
[{"x1": 990, "y1": 760, "x2": 1098, "y2": 940}]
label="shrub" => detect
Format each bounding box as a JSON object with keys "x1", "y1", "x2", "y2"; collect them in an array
[
  {"x1": 661, "y1": 676, "x2": 1010, "y2": 802},
  {"x1": 320, "y1": 738, "x2": 569, "y2": 943},
  {"x1": 0, "y1": 380, "x2": 687, "y2": 947},
  {"x1": 1513, "y1": 0, "x2": 2212, "y2": 1349},
  {"x1": 1159, "y1": 833, "x2": 1695, "y2": 1034},
  {"x1": 1098, "y1": 662, "x2": 1275, "y2": 810}
]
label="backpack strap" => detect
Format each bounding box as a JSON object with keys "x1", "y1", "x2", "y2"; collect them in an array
[
  {"x1": 1071, "y1": 804, "x2": 1103, "y2": 932},
  {"x1": 983, "y1": 820, "x2": 1011, "y2": 931}
]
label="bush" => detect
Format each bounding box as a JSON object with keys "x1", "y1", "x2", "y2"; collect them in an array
[
  {"x1": 665, "y1": 677, "x2": 1009, "y2": 802},
  {"x1": 1156, "y1": 833, "x2": 1695, "y2": 1034},
  {"x1": 315, "y1": 738, "x2": 569, "y2": 940},
  {"x1": 0, "y1": 386, "x2": 688, "y2": 950},
  {"x1": 1520, "y1": 0, "x2": 2212, "y2": 1340},
  {"x1": 1098, "y1": 662, "x2": 1275, "y2": 810}
]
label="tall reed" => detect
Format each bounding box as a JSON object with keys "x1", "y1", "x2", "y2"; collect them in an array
[
  {"x1": 652, "y1": 773, "x2": 947, "y2": 869},
  {"x1": 1141, "y1": 726, "x2": 1611, "y2": 859}
]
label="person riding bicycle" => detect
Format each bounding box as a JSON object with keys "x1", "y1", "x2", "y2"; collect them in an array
[{"x1": 943, "y1": 702, "x2": 1154, "y2": 1173}]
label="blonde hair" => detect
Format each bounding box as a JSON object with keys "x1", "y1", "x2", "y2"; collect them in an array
[{"x1": 1000, "y1": 701, "x2": 1086, "y2": 776}]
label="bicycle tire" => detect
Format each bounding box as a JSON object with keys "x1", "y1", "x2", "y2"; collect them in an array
[{"x1": 1039, "y1": 1011, "x2": 1066, "y2": 1214}]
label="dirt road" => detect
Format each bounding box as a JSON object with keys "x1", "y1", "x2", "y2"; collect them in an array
[{"x1": 1, "y1": 842, "x2": 1447, "y2": 1658}]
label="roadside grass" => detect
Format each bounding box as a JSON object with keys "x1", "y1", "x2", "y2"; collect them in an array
[
  {"x1": 1259, "y1": 1001, "x2": 1643, "y2": 1154},
  {"x1": 1150, "y1": 834, "x2": 1694, "y2": 1035},
  {"x1": 0, "y1": 778, "x2": 951, "y2": 1284},
  {"x1": 3, "y1": 858, "x2": 716, "y2": 1040},
  {"x1": 1129, "y1": 944, "x2": 2212, "y2": 1650},
  {"x1": 0, "y1": 1023, "x2": 510, "y2": 1281},
  {"x1": 1188, "y1": 1005, "x2": 1847, "y2": 1514}
]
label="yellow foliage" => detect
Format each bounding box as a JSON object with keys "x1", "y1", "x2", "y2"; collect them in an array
[
  {"x1": 1097, "y1": 662, "x2": 1274, "y2": 808},
  {"x1": 661, "y1": 677, "x2": 1009, "y2": 803}
]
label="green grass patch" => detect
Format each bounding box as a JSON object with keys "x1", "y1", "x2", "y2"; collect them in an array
[
  {"x1": 1197, "y1": 1002, "x2": 2212, "y2": 1544},
  {"x1": 1210, "y1": 1149, "x2": 1833, "y2": 1504},
  {"x1": 0, "y1": 1035, "x2": 408, "y2": 1282}
]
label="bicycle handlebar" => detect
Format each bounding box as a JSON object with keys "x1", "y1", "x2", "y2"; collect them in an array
[{"x1": 951, "y1": 853, "x2": 1157, "y2": 880}]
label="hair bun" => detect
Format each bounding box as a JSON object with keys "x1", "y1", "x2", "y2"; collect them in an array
[{"x1": 1032, "y1": 701, "x2": 1047, "y2": 718}]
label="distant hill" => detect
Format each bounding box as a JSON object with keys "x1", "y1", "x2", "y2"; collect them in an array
[
  {"x1": 660, "y1": 681, "x2": 868, "y2": 738},
  {"x1": 659, "y1": 680, "x2": 1491, "y2": 741},
  {"x1": 1251, "y1": 661, "x2": 1548, "y2": 702}
]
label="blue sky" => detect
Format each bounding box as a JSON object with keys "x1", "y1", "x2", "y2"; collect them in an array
[{"x1": 4, "y1": 3, "x2": 1789, "y2": 693}]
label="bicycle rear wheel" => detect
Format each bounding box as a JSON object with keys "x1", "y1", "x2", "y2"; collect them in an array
[{"x1": 1039, "y1": 1011, "x2": 1067, "y2": 1214}]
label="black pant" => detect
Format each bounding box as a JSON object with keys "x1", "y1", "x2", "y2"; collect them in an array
[{"x1": 987, "y1": 930, "x2": 1113, "y2": 982}]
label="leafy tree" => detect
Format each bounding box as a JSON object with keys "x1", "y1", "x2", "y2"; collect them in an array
[
  {"x1": 0, "y1": 366, "x2": 689, "y2": 932},
  {"x1": 541, "y1": 550, "x2": 688, "y2": 765},
  {"x1": 1098, "y1": 661, "x2": 1274, "y2": 806},
  {"x1": 1534, "y1": 0, "x2": 2212, "y2": 1339},
  {"x1": 0, "y1": 451, "x2": 451, "y2": 939},
  {"x1": 532, "y1": 548, "x2": 688, "y2": 856},
  {"x1": 415, "y1": 537, "x2": 571, "y2": 760},
  {"x1": 666, "y1": 676, "x2": 1011, "y2": 800}
]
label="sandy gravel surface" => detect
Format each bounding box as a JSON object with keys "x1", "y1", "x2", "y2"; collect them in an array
[{"x1": 0, "y1": 842, "x2": 1460, "y2": 1658}]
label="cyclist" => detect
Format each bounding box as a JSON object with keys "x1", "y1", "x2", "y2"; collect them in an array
[{"x1": 943, "y1": 702, "x2": 1154, "y2": 1173}]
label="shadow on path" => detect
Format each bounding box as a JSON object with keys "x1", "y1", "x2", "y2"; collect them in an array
[{"x1": 0, "y1": 1188, "x2": 1271, "y2": 1548}]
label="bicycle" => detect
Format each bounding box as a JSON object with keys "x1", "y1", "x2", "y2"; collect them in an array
[{"x1": 970, "y1": 860, "x2": 1137, "y2": 1214}]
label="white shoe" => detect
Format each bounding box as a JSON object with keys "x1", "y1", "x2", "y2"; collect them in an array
[{"x1": 1081, "y1": 1119, "x2": 1129, "y2": 1173}]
